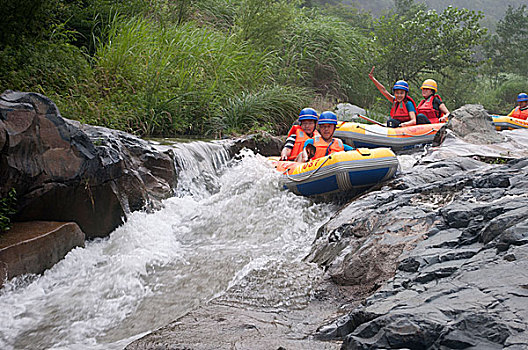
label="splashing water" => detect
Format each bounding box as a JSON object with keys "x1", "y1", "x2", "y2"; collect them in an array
[{"x1": 0, "y1": 142, "x2": 337, "y2": 350}]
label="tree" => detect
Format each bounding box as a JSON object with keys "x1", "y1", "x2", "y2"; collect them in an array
[
  {"x1": 485, "y1": 5, "x2": 528, "y2": 78},
  {"x1": 393, "y1": 0, "x2": 426, "y2": 18},
  {"x1": 371, "y1": 2, "x2": 486, "y2": 85},
  {"x1": 1, "y1": 0, "x2": 61, "y2": 47}
]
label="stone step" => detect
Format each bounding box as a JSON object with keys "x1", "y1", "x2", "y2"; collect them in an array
[{"x1": 0, "y1": 221, "x2": 85, "y2": 287}]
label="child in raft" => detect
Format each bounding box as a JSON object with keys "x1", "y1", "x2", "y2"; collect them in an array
[{"x1": 297, "y1": 111, "x2": 353, "y2": 162}]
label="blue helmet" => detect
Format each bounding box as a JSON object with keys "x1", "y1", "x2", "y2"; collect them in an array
[
  {"x1": 392, "y1": 80, "x2": 409, "y2": 92},
  {"x1": 298, "y1": 108, "x2": 318, "y2": 122},
  {"x1": 517, "y1": 93, "x2": 528, "y2": 102},
  {"x1": 318, "y1": 111, "x2": 338, "y2": 125}
]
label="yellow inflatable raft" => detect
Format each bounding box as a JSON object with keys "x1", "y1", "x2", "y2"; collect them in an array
[
  {"x1": 491, "y1": 115, "x2": 528, "y2": 131},
  {"x1": 269, "y1": 148, "x2": 398, "y2": 197}
]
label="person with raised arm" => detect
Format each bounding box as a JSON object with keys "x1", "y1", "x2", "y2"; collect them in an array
[{"x1": 368, "y1": 66, "x2": 428, "y2": 128}]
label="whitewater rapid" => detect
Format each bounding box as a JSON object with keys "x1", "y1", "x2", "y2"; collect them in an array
[{"x1": 0, "y1": 142, "x2": 337, "y2": 350}]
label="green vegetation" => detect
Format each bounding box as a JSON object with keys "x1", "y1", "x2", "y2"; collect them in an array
[
  {"x1": 0, "y1": 189, "x2": 17, "y2": 233},
  {"x1": 0, "y1": 0, "x2": 527, "y2": 137}
]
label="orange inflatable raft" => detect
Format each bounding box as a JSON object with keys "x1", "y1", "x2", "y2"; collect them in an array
[{"x1": 334, "y1": 121, "x2": 445, "y2": 151}]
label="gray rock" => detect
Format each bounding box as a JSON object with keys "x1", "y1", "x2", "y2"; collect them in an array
[
  {"x1": 335, "y1": 103, "x2": 366, "y2": 122},
  {"x1": 312, "y1": 154, "x2": 528, "y2": 349},
  {"x1": 228, "y1": 132, "x2": 284, "y2": 157},
  {"x1": 448, "y1": 104, "x2": 505, "y2": 144}
]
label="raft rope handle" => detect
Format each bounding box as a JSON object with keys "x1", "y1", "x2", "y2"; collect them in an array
[
  {"x1": 284, "y1": 156, "x2": 332, "y2": 182},
  {"x1": 352, "y1": 124, "x2": 438, "y2": 138}
]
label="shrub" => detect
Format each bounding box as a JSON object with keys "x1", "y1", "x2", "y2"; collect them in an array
[
  {"x1": 0, "y1": 39, "x2": 92, "y2": 96},
  {"x1": 0, "y1": 189, "x2": 17, "y2": 234},
  {"x1": 78, "y1": 17, "x2": 279, "y2": 135},
  {"x1": 211, "y1": 85, "x2": 311, "y2": 136}
]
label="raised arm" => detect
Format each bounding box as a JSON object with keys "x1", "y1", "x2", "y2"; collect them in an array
[{"x1": 368, "y1": 66, "x2": 394, "y2": 102}]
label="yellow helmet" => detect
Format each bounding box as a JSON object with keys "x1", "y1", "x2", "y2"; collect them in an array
[{"x1": 421, "y1": 79, "x2": 438, "y2": 92}]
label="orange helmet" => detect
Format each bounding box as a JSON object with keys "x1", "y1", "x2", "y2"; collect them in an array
[{"x1": 421, "y1": 79, "x2": 438, "y2": 92}]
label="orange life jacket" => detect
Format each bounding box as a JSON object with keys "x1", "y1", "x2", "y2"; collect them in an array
[
  {"x1": 312, "y1": 135, "x2": 344, "y2": 160},
  {"x1": 390, "y1": 96, "x2": 417, "y2": 122},
  {"x1": 509, "y1": 106, "x2": 528, "y2": 121},
  {"x1": 287, "y1": 125, "x2": 320, "y2": 161},
  {"x1": 417, "y1": 95, "x2": 443, "y2": 123}
]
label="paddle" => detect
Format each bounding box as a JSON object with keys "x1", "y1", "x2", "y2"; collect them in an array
[{"x1": 358, "y1": 114, "x2": 385, "y2": 127}]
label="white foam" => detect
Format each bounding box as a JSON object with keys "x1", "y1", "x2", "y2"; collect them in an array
[{"x1": 0, "y1": 144, "x2": 336, "y2": 350}]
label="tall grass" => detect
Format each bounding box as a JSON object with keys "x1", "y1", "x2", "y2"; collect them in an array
[
  {"x1": 212, "y1": 85, "x2": 311, "y2": 136},
  {"x1": 80, "y1": 16, "x2": 289, "y2": 136},
  {"x1": 55, "y1": 9, "x2": 373, "y2": 137},
  {"x1": 193, "y1": 0, "x2": 239, "y2": 30},
  {"x1": 275, "y1": 11, "x2": 372, "y2": 104}
]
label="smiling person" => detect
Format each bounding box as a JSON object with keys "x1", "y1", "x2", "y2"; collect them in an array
[
  {"x1": 416, "y1": 79, "x2": 450, "y2": 123},
  {"x1": 297, "y1": 111, "x2": 354, "y2": 162},
  {"x1": 507, "y1": 93, "x2": 528, "y2": 120},
  {"x1": 280, "y1": 108, "x2": 320, "y2": 161},
  {"x1": 368, "y1": 66, "x2": 429, "y2": 128}
]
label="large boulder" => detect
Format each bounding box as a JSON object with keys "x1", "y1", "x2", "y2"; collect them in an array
[
  {"x1": 433, "y1": 104, "x2": 506, "y2": 149},
  {"x1": 0, "y1": 91, "x2": 177, "y2": 238},
  {"x1": 447, "y1": 104, "x2": 505, "y2": 144}
]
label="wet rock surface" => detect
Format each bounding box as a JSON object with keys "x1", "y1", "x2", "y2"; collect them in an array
[
  {"x1": 311, "y1": 156, "x2": 528, "y2": 349},
  {"x1": 126, "y1": 299, "x2": 343, "y2": 350},
  {"x1": 126, "y1": 264, "x2": 349, "y2": 350}
]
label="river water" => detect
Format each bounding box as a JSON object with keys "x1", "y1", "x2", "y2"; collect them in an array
[{"x1": 0, "y1": 141, "x2": 339, "y2": 350}]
